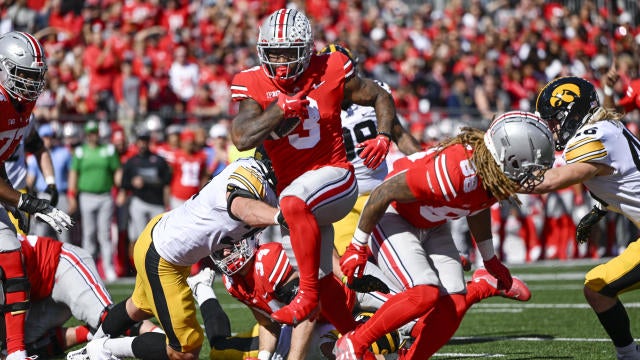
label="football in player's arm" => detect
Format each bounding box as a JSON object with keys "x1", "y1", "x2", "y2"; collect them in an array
[{"x1": 228, "y1": 8, "x2": 399, "y2": 333}]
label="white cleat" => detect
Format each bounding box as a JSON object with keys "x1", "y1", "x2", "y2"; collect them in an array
[
  {"x1": 67, "y1": 337, "x2": 120, "y2": 360},
  {"x1": 66, "y1": 346, "x2": 89, "y2": 360},
  {"x1": 187, "y1": 267, "x2": 216, "y2": 297}
]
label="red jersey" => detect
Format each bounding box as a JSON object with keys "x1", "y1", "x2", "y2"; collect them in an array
[
  {"x1": 19, "y1": 235, "x2": 62, "y2": 301},
  {"x1": 618, "y1": 79, "x2": 640, "y2": 112},
  {"x1": 389, "y1": 144, "x2": 496, "y2": 228},
  {"x1": 231, "y1": 52, "x2": 354, "y2": 192},
  {"x1": 222, "y1": 242, "x2": 294, "y2": 317},
  {"x1": 169, "y1": 149, "x2": 207, "y2": 200},
  {"x1": 0, "y1": 87, "x2": 36, "y2": 162},
  {"x1": 154, "y1": 142, "x2": 179, "y2": 164}
]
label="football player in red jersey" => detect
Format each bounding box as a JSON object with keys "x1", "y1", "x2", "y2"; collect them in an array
[
  {"x1": 211, "y1": 239, "x2": 356, "y2": 360},
  {"x1": 335, "y1": 112, "x2": 555, "y2": 360},
  {"x1": 0, "y1": 31, "x2": 73, "y2": 360},
  {"x1": 230, "y1": 8, "x2": 398, "y2": 327},
  {"x1": 2, "y1": 234, "x2": 159, "y2": 358}
]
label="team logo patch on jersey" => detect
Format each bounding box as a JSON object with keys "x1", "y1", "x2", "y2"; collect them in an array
[{"x1": 550, "y1": 83, "x2": 581, "y2": 108}]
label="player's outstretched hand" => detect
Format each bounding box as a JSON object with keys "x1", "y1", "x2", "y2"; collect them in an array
[
  {"x1": 483, "y1": 256, "x2": 513, "y2": 290},
  {"x1": 576, "y1": 205, "x2": 607, "y2": 244},
  {"x1": 357, "y1": 133, "x2": 391, "y2": 169},
  {"x1": 18, "y1": 193, "x2": 73, "y2": 233},
  {"x1": 340, "y1": 242, "x2": 369, "y2": 283}
]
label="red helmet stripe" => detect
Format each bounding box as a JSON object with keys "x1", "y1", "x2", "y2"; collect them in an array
[{"x1": 19, "y1": 31, "x2": 43, "y2": 61}]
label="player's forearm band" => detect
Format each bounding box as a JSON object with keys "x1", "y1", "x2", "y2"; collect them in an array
[
  {"x1": 67, "y1": 189, "x2": 77, "y2": 198},
  {"x1": 258, "y1": 350, "x2": 271, "y2": 360},
  {"x1": 377, "y1": 131, "x2": 393, "y2": 140},
  {"x1": 352, "y1": 228, "x2": 370, "y2": 247},
  {"x1": 477, "y1": 239, "x2": 495, "y2": 260},
  {"x1": 45, "y1": 176, "x2": 56, "y2": 185}
]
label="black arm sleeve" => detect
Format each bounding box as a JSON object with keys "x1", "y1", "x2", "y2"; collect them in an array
[{"x1": 226, "y1": 185, "x2": 259, "y2": 221}]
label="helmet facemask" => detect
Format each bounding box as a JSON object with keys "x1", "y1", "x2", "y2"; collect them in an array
[
  {"x1": 257, "y1": 9, "x2": 313, "y2": 87},
  {"x1": 0, "y1": 59, "x2": 47, "y2": 101},
  {"x1": 210, "y1": 238, "x2": 257, "y2": 276}
]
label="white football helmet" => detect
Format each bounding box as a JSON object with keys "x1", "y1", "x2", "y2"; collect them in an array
[
  {"x1": 211, "y1": 237, "x2": 258, "y2": 276},
  {"x1": 0, "y1": 31, "x2": 48, "y2": 101},
  {"x1": 257, "y1": 8, "x2": 313, "y2": 86},
  {"x1": 484, "y1": 111, "x2": 554, "y2": 191}
]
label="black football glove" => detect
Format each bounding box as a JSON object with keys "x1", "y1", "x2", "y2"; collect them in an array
[
  {"x1": 18, "y1": 193, "x2": 73, "y2": 233},
  {"x1": 44, "y1": 184, "x2": 59, "y2": 207},
  {"x1": 576, "y1": 204, "x2": 607, "y2": 244},
  {"x1": 346, "y1": 274, "x2": 390, "y2": 294},
  {"x1": 18, "y1": 192, "x2": 50, "y2": 214}
]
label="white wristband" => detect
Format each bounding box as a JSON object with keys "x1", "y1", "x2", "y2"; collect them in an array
[
  {"x1": 603, "y1": 85, "x2": 613, "y2": 97},
  {"x1": 477, "y1": 239, "x2": 495, "y2": 260},
  {"x1": 258, "y1": 350, "x2": 272, "y2": 360},
  {"x1": 45, "y1": 176, "x2": 56, "y2": 185},
  {"x1": 352, "y1": 228, "x2": 370, "y2": 247},
  {"x1": 273, "y1": 210, "x2": 281, "y2": 225}
]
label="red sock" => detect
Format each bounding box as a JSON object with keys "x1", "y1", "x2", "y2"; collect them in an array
[
  {"x1": 408, "y1": 294, "x2": 467, "y2": 358},
  {"x1": 356, "y1": 285, "x2": 439, "y2": 351},
  {"x1": 0, "y1": 249, "x2": 28, "y2": 354},
  {"x1": 280, "y1": 196, "x2": 320, "y2": 299},
  {"x1": 74, "y1": 325, "x2": 91, "y2": 343},
  {"x1": 319, "y1": 275, "x2": 357, "y2": 334},
  {"x1": 465, "y1": 279, "x2": 498, "y2": 305}
]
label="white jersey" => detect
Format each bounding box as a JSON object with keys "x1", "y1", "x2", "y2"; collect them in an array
[
  {"x1": 341, "y1": 103, "x2": 388, "y2": 195},
  {"x1": 563, "y1": 119, "x2": 640, "y2": 227},
  {"x1": 153, "y1": 157, "x2": 278, "y2": 266}
]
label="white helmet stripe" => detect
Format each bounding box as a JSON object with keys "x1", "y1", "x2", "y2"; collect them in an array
[{"x1": 19, "y1": 31, "x2": 44, "y2": 62}]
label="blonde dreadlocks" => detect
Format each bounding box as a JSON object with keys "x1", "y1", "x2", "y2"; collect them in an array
[{"x1": 437, "y1": 127, "x2": 520, "y2": 203}]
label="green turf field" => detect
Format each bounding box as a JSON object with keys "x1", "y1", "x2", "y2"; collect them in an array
[{"x1": 60, "y1": 259, "x2": 640, "y2": 359}]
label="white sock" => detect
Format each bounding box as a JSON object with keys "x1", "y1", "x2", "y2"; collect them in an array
[
  {"x1": 194, "y1": 283, "x2": 216, "y2": 306},
  {"x1": 104, "y1": 336, "x2": 136, "y2": 358},
  {"x1": 92, "y1": 326, "x2": 105, "y2": 339}
]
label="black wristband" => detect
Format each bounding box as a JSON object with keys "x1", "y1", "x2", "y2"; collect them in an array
[{"x1": 377, "y1": 131, "x2": 393, "y2": 140}]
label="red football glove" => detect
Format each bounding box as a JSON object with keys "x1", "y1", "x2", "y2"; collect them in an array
[
  {"x1": 483, "y1": 256, "x2": 513, "y2": 290},
  {"x1": 340, "y1": 242, "x2": 369, "y2": 284},
  {"x1": 357, "y1": 133, "x2": 391, "y2": 169},
  {"x1": 277, "y1": 92, "x2": 309, "y2": 120}
]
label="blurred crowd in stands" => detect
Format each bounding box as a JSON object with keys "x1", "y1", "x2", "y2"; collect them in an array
[{"x1": 7, "y1": 0, "x2": 640, "y2": 280}]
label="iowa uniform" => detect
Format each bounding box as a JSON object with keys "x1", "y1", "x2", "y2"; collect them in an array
[
  {"x1": 333, "y1": 94, "x2": 389, "y2": 256},
  {"x1": 131, "y1": 157, "x2": 278, "y2": 353},
  {"x1": 561, "y1": 120, "x2": 640, "y2": 295}
]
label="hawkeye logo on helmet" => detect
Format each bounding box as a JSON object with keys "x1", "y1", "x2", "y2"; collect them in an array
[{"x1": 550, "y1": 83, "x2": 581, "y2": 108}]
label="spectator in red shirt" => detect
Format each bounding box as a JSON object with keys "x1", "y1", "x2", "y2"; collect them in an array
[
  {"x1": 168, "y1": 129, "x2": 207, "y2": 209},
  {"x1": 82, "y1": 26, "x2": 119, "y2": 115}
]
